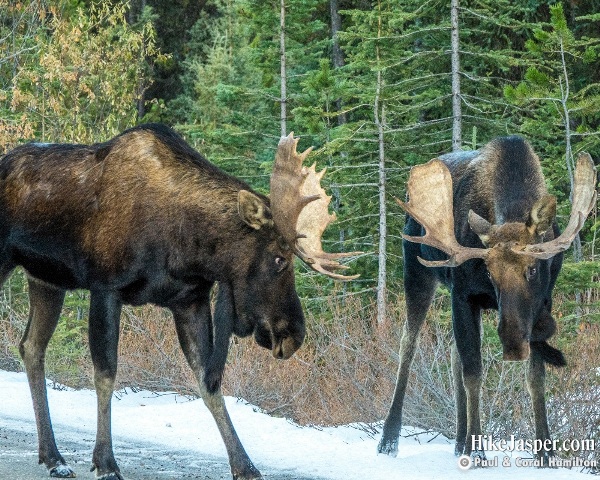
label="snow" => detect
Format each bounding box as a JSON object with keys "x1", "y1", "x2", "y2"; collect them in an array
[{"x1": 0, "y1": 369, "x2": 593, "y2": 479}]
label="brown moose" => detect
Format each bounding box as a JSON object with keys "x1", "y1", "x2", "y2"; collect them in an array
[
  {"x1": 0, "y1": 123, "x2": 357, "y2": 479},
  {"x1": 378, "y1": 137, "x2": 596, "y2": 463}
]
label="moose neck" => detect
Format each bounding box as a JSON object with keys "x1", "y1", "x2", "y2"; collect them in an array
[{"x1": 475, "y1": 136, "x2": 547, "y2": 225}]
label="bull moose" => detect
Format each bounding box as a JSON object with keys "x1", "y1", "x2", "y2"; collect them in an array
[
  {"x1": 378, "y1": 137, "x2": 596, "y2": 462},
  {"x1": 0, "y1": 123, "x2": 358, "y2": 479}
]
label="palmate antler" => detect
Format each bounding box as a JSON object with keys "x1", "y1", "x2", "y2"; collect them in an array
[
  {"x1": 397, "y1": 153, "x2": 597, "y2": 267},
  {"x1": 270, "y1": 133, "x2": 360, "y2": 280},
  {"x1": 513, "y1": 152, "x2": 597, "y2": 259},
  {"x1": 396, "y1": 158, "x2": 488, "y2": 267}
]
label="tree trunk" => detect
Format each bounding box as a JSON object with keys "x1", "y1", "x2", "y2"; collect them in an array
[
  {"x1": 451, "y1": 0, "x2": 461, "y2": 151},
  {"x1": 375, "y1": 72, "x2": 387, "y2": 328},
  {"x1": 558, "y1": 37, "x2": 582, "y2": 262},
  {"x1": 280, "y1": 0, "x2": 287, "y2": 136},
  {"x1": 375, "y1": 3, "x2": 387, "y2": 328},
  {"x1": 330, "y1": 0, "x2": 347, "y2": 125}
]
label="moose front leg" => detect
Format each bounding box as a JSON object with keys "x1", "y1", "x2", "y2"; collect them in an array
[
  {"x1": 378, "y1": 235, "x2": 438, "y2": 456},
  {"x1": 206, "y1": 282, "x2": 237, "y2": 393},
  {"x1": 527, "y1": 347, "x2": 554, "y2": 466},
  {"x1": 88, "y1": 291, "x2": 123, "y2": 480},
  {"x1": 171, "y1": 298, "x2": 261, "y2": 480},
  {"x1": 451, "y1": 342, "x2": 467, "y2": 457},
  {"x1": 452, "y1": 297, "x2": 485, "y2": 462},
  {"x1": 20, "y1": 277, "x2": 73, "y2": 478}
]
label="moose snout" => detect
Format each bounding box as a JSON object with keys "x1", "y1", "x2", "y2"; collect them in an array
[
  {"x1": 499, "y1": 325, "x2": 531, "y2": 361},
  {"x1": 272, "y1": 335, "x2": 302, "y2": 360},
  {"x1": 498, "y1": 316, "x2": 531, "y2": 361},
  {"x1": 498, "y1": 298, "x2": 532, "y2": 361},
  {"x1": 254, "y1": 321, "x2": 305, "y2": 359}
]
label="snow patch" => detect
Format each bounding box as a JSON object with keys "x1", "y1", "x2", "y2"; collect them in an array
[{"x1": 0, "y1": 370, "x2": 592, "y2": 480}]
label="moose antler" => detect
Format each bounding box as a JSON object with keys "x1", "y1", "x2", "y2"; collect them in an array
[
  {"x1": 270, "y1": 133, "x2": 360, "y2": 280},
  {"x1": 513, "y1": 152, "x2": 597, "y2": 259},
  {"x1": 396, "y1": 158, "x2": 488, "y2": 267},
  {"x1": 399, "y1": 154, "x2": 597, "y2": 267}
]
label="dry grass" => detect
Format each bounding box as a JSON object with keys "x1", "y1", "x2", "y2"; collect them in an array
[
  {"x1": 0, "y1": 285, "x2": 598, "y2": 464},
  {"x1": 117, "y1": 306, "x2": 196, "y2": 395},
  {"x1": 114, "y1": 290, "x2": 600, "y2": 466}
]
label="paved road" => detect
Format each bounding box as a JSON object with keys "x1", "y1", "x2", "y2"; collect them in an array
[{"x1": 0, "y1": 422, "x2": 319, "y2": 480}]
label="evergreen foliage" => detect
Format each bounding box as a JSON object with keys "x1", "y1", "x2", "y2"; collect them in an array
[
  {"x1": 0, "y1": 1, "x2": 161, "y2": 145},
  {"x1": 1, "y1": 0, "x2": 599, "y2": 316}
]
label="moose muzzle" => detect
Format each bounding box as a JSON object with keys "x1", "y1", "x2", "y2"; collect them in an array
[
  {"x1": 254, "y1": 321, "x2": 305, "y2": 360},
  {"x1": 498, "y1": 297, "x2": 532, "y2": 361},
  {"x1": 272, "y1": 335, "x2": 303, "y2": 360}
]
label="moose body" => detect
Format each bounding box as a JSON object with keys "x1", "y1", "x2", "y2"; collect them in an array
[
  {"x1": 0, "y1": 123, "x2": 356, "y2": 479},
  {"x1": 378, "y1": 137, "x2": 596, "y2": 462}
]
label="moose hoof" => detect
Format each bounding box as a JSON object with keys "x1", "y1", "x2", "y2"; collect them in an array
[
  {"x1": 95, "y1": 473, "x2": 125, "y2": 480},
  {"x1": 377, "y1": 437, "x2": 399, "y2": 457},
  {"x1": 91, "y1": 465, "x2": 125, "y2": 480},
  {"x1": 49, "y1": 463, "x2": 76, "y2": 478},
  {"x1": 454, "y1": 441, "x2": 466, "y2": 457},
  {"x1": 232, "y1": 463, "x2": 262, "y2": 480},
  {"x1": 469, "y1": 450, "x2": 487, "y2": 468}
]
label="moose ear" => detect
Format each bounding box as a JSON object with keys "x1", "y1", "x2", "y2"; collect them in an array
[
  {"x1": 527, "y1": 194, "x2": 557, "y2": 237},
  {"x1": 238, "y1": 190, "x2": 272, "y2": 230},
  {"x1": 468, "y1": 210, "x2": 492, "y2": 246}
]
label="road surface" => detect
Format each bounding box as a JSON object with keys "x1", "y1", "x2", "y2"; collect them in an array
[{"x1": 0, "y1": 420, "x2": 320, "y2": 480}]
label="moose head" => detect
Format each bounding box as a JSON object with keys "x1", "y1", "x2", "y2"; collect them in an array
[
  {"x1": 227, "y1": 133, "x2": 359, "y2": 360},
  {"x1": 397, "y1": 153, "x2": 596, "y2": 360}
]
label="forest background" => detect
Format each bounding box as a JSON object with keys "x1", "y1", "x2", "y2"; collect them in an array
[{"x1": 0, "y1": 0, "x2": 599, "y2": 466}]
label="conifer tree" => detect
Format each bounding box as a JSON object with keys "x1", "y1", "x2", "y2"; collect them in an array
[{"x1": 505, "y1": 3, "x2": 600, "y2": 258}]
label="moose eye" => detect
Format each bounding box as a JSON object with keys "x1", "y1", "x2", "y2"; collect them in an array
[
  {"x1": 274, "y1": 256, "x2": 288, "y2": 272},
  {"x1": 526, "y1": 266, "x2": 538, "y2": 281}
]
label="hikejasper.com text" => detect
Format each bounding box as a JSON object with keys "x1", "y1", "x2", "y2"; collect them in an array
[{"x1": 472, "y1": 435, "x2": 595, "y2": 454}]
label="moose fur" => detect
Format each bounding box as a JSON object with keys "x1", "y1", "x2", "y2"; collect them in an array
[
  {"x1": 0, "y1": 124, "x2": 311, "y2": 480},
  {"x1": 378, "y1": 137, "x2": 575, "y2": 462}
]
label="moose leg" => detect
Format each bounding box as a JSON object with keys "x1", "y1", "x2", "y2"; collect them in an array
[
  {"x1": 205, "y1": 282, "x2": 236, "y2": 393},
  {"x1": 171, "y1": 298, "x2": 261, "y2": 480},
  {"x1": 452, "y1": 297, "x2": 485, "y2": 461},
  {"x1": 526, "y1": 347, "x2": 554, "y2": 466},
  {"x1": 19, "y1": 277, "x2": 73, "y2": 477},
  {"x1": 88, "y1": 291, "x2": 123, "y2": 480},
  {"x1": 378, "y1": 237, "x2": 438, "y2": 456},
  {"x1": 451, "y1": 342, "x2": 467, "y2": 457}
]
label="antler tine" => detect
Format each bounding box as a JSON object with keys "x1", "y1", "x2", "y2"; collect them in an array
[
  {"x1": 398, "y1": 159, "x2": 488, "y2": 267},
  {"x1": 515, "y1": 152, "x2": 597, "y2": 259},
  {"x1": 270, "y1": 134, "x2": 321, "y2": 246},
  {"x1": 270, "y1": 134, "x2": 360, "y2": 281}
]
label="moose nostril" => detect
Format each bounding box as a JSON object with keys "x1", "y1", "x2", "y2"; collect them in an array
[{"x1": 272, "y1": 344, "x2": 284, "y2": 359}]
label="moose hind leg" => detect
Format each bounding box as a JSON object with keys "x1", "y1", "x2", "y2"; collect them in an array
[
  {"x1": 527, "y1": 347, "x2": 554, "y2": 466},
  {"x1": 171, "y1": 299, "x2": 262, "y2": 480},
  {"x1": 19, "y1": 277, "x2": 73, "y2": 477},
  {"x1": 88, "y1": 291, "x2": 123, "y2": 480}
]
